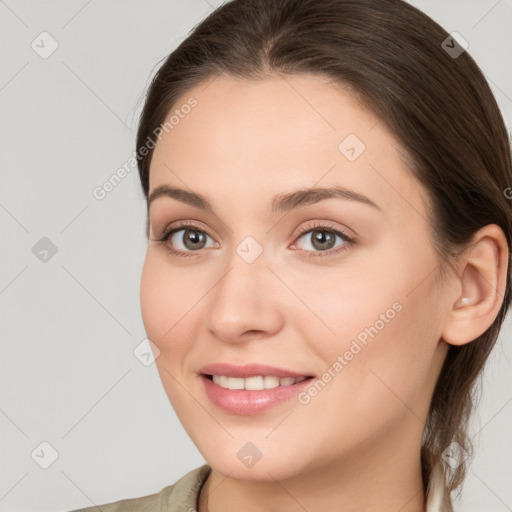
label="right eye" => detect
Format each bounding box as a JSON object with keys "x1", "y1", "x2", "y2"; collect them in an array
[{"x1": 154, "y1": 222, "x2": 219, "y2": 256}]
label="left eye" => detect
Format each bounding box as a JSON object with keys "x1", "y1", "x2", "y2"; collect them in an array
[{"x1": 292, "y1": 228, "x2": 351, "y2": 252}]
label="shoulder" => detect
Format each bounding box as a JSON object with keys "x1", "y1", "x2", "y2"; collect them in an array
[{"x1": 67, "y1": 464, "x2": 212, "y2": 512}]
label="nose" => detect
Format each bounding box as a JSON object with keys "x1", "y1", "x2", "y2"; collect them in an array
[{"x1": 203, "y1": 248, "x2": 285, "y2": 344}]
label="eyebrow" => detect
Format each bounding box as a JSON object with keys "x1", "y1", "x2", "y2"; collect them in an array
[{"x1": 147, "y1": 184, "x2": 381, "y2": 213}]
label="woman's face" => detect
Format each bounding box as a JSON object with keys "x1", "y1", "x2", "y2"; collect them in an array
[{"x1": 140, "y1": 73, "x2": 451, "y2": 480}]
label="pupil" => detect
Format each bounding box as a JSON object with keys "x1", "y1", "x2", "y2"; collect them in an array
[
  {"x1": 313, "y1": 231, "x2": 335, "y2": 250},
  {"x1": 185, "y1": 230, "x2": 205, "y2": 249}
]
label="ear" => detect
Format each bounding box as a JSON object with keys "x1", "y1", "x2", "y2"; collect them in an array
[{"x1": 442, "y1": 224, "x2": 509, "y2": 346}]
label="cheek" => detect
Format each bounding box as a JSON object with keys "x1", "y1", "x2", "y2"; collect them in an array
[
  {"x1": 291, "y1": 299, "x2": 438, "y2": 457},
  {"x1": 140, "y1": 253, "x2": 201, "y2": 356},
  {"x1": 140, "y1": 254, "x2": 204, "y2": 412},
  {"x1": 288, "y1": 250, "x2": 441, "y2": 421},
  {"x1": 282, "y1": 256, "x2": 409, "y2": 359}
]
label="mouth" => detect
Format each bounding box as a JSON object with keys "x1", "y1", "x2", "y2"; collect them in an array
[
  {"x1": 200, "y1": 373, "x2": 316, "y2": 415},
  {"x1": 202, "y1": 373, "x2": 314, "y2": 390}
]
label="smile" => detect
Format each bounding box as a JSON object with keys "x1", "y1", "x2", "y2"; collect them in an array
[
  {"x1": 208, "y1": 374, "x2": 307, "y2": 390},
  {"x1": 201, "y1": 374, "x2": 315, "y2": 415}
]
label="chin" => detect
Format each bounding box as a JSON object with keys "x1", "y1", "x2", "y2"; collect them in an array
[{"x1": 204, "y1": 450, "x2": 307, "y2": 482}]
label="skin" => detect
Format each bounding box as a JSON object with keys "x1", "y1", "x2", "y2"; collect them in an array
[{"x1": 139, "y1": 73, "x2": 509, "y2": 512}]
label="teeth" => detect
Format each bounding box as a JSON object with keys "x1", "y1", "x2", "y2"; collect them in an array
[{"x1": 211, "y1": 375, "x2": 308, "y2": 390}]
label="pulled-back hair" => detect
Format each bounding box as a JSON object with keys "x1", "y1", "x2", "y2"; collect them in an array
[{"x1": 135, "y1": 1, "x2": 512, "y2": 509}]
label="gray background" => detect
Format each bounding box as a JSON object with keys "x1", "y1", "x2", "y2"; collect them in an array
[{"x1": 0, "y1": 1, "x2": 511, "y2": 511}]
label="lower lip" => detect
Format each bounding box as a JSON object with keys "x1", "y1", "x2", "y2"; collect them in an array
[{"x1": 201, "y1": 375, "x2": 315, "y2": 415}]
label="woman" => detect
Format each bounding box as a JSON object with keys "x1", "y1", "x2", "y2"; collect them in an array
[{"x1": 71, "y1": 0, "x2": 511, "y2": 510}]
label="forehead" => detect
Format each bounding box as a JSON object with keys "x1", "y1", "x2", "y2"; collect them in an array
[{"x1": 148, "y1": 73, "x2": 427, "y2": 220}]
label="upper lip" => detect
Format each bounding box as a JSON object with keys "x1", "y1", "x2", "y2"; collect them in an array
[{"x1": 199, "y1": 363, "x2": 313, "y2": 379}]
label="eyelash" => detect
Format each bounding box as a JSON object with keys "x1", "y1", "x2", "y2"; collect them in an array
[{"x1": 152, "y1": 220, "x2": 356, "y2": 259}]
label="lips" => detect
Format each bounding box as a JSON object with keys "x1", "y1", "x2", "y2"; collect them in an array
[
  {"x1": 201, "y1": 374, "x2": 315, "y2": 415},
  {"x1": 199, "y1": 362, "x2": 313, "y2": 379},
  {"x1": 197, "y1": 362, "x2": 316, "y2": 414}
]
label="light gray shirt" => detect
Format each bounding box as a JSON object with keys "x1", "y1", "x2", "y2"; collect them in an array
[{"x1": 68, "y1": 464, "x2": 211, "y2": 512}]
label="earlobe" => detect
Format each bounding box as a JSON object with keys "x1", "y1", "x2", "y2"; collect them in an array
[{"x1": 442, "y1": 224, "x2": 509, "y2": 347}]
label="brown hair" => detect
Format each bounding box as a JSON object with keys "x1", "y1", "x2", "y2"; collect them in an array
[{"x1": 135, "y1": 0, "x2": 512, "y2": 509}]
